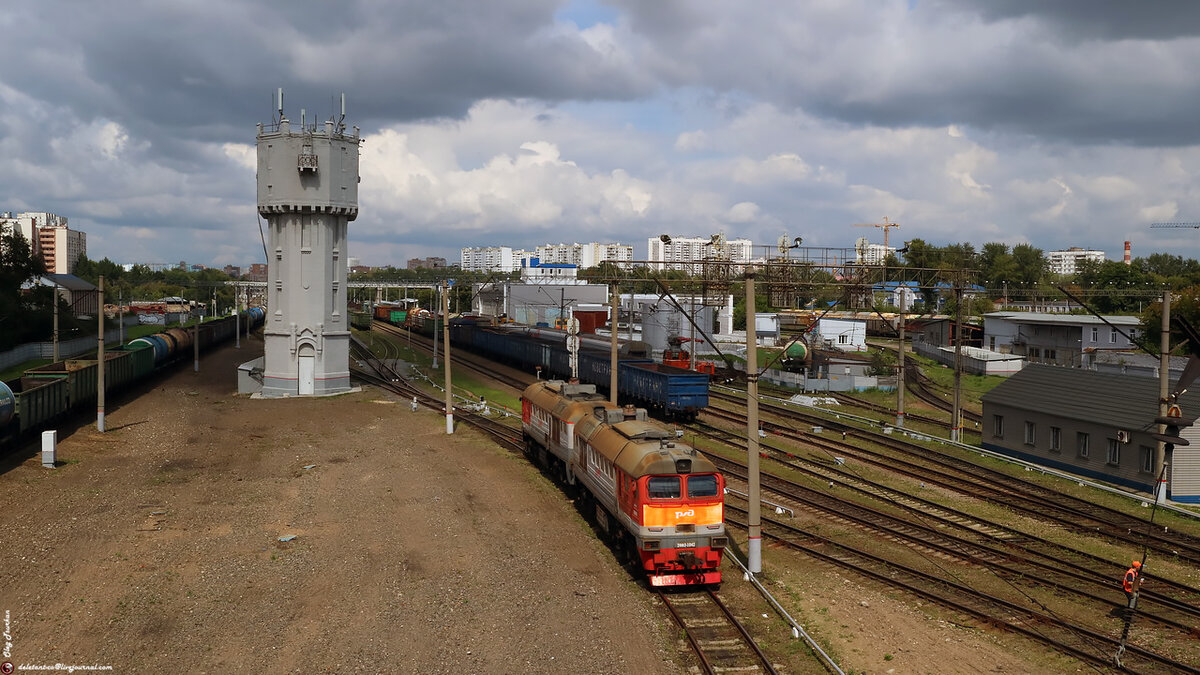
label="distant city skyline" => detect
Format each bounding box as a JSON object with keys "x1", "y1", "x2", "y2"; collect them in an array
[{"x1": 6, "y1": 3, "x2": 1200, "y2": 268}]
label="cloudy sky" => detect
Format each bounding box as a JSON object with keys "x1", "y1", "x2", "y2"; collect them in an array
[{"x1": 5, "y1": 0, "x2": 1200, "y2": 269}]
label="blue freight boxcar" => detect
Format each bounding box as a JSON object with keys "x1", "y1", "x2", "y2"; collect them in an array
[
  {"x1": 448, "y1": 321, "x2": 707, "y2": 418},
  {"x1": 619, "y1": 362, "x2": 709, "y2": 417}
]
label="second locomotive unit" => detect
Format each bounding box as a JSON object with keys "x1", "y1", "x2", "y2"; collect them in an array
[{"x1": 522, "y1": 379, "x2": 726, "y2": 586}]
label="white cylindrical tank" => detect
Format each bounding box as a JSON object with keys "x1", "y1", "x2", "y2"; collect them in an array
[
  {"x1": 0, "y1": 380, "x2": 14, "y2": 428},
  {"x1": 641, "y1": 305, "x2": 715, "y2": 353}
]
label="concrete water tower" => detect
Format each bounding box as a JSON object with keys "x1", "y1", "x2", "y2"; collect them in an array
[{"x1": 254, "y1": 90, "x2": 360, "y2": 397}]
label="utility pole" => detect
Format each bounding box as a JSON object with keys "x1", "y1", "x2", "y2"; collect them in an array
[
  {"x1": 235, "y1": 285, "x2": 241, "y2": 349},
  {"x1": 610, "y1": 284, "x2": 619, "y2": 404},
  {"x1": 443, "y1": 281, "x2": 454, "y2": 434},
  {"x1": 52, "y1": 281, "x2": 60, "y2": 362},
  {"x1": 432, "y1": 285, "x2": 439, "y2": 369},
  {"x1": 896, "y1": 289, "x2": 906, "y2": 428},
  {"x1": 1158, "y1": 290, "x2": 1171, "y2": 501},
  {"x1": 689, "y1": 294, "x2": 696, "y2": 372},
  {"x1": 118, "y1": 289, "x2": 125, "y2": 345},
  {"x1": 97, "y1": 275, "x2": 106, "y2": 433},
  {"x1": 745, "y1": 271, "x2": 762, "y2": 575},
  {"x1": 193, "y1": 308, "x2": 200, "y2": 373},
  {"x1": 951, "y1": 285, "x2": 963, "y2": 442}
]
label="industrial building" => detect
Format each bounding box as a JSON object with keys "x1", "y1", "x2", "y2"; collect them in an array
[
  {"x1": 983, "y1": 312, "x2": 1142, "y2": 366},
  {"x1": 981, "y1": 364, "x2": 1200, "y2": 501}
]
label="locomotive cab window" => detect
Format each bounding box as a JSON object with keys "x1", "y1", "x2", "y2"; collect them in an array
[
  {"x1": 688, "y1": 475, "x2": 719, "y2": 498},
  {"x1": 648, "y1": 476, "x2": 681, "y2": 499}
]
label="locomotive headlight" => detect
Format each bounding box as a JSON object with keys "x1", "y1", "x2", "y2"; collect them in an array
[
  {"x1": 643, "y1": 540, "x2": 661, "y2": 551},
  {"x1": 711, "y1": 537, "x2": 728, "y2": 549}
]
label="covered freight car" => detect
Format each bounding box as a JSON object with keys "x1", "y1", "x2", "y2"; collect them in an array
[{"x1": 450, "y1": 320, "x2": 708, "y2": 418}]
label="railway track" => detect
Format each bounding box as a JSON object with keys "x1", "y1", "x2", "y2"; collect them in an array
[
  {"x1": 658, "y1": 589, "x2": 778, "y2": 675},
  {"x1": 370, "y1": 320, "x2": 534, "y2": 392},
  {"x1": 829, "y1": 389, "x2": 971, "y2": 433},
  {"x1": 903, "y1": 356, "x2": 984, "y2": 425},
  {"x1": 723, "y1": 505, "x2": 1198, "y2": 674},
  {"x1": 708, "y1": 389, "x2": 1200, "y2": 566},
  {"x1": 349, "y1": 334, "x2": 523, "y2": 452},
  {"x1": 692, "y1": 418, "x2": 1200, "y2": 637},
  {"x1": 358, "y1": 323, "x2": 799, "y2": 671}
]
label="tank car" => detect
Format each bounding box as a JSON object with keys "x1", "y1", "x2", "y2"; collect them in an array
[{"x1": 522, "y1": 380, "x2": 726, "y2": 587}]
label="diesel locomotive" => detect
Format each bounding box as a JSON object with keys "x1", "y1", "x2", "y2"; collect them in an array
[{"x1": 522, "y1": 379, "x2": 726, "y2": 587}]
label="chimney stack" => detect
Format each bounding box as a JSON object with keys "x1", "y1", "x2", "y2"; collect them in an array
[{"x1": 1124, "y1": 240, "x2": 1131, "y2": 266}]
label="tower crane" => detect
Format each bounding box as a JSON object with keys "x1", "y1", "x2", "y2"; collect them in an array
[
  {"x1": 1150, "y1": 222, "x2": 1200, "y2": 229},
  {"x1": 853, "y1": 216, "x2": 900, "y2": 251}
]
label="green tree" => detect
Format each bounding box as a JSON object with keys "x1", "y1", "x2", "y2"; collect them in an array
[
  {"x1": 0, "y1": 230, "x2": 48, "y2": 350},
  {"x1": 1075, "y1": 260, "x2": 1151, "y2": 313},
  {"x1": 1140, "y1": 287, "x2": 1200, "y2": 355},
  {"x1": 977, "y1": 242, "x2": 1018, "y2": 289},
  {"x1": 1010, "y1": 244, "x2": 1046, "y2": 288}
]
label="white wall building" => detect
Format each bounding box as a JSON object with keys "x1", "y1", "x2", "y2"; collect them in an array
[
  {"x1": 815, "y1": 317, "x2": 868, "y2": 352},
  {"x1": 857, "y1": 243, "x2": 895, "y2": 265},
  {"x1": 1, "y1": 212, "x2": 85, "y2": 273},
  {"x1": 519, "y1": 261, "x2": 582, "y2": 284},
  {"x1": 647, "y1": 235, "x2": 754, "y2": 273},
  {"x1": 1047, "y1": 248, "x2": 1106, "y2": 275},
  {"x1": 461, "y1": 246, "x2": 524, "y2": 272},
  {"x1": 40, "y1": 225, "x2": 87, "y2": 274},
  {"x1": 534, "y1": 242, "x2": 633, "y2": 268}
]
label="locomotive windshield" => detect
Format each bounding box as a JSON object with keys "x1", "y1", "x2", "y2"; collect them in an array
[
  {"x1": 687, "y1": 474, "x2": 719, "y2": 498},
  {"x1": 648, "y1": 476, "x2": 681, "y2": 499}
]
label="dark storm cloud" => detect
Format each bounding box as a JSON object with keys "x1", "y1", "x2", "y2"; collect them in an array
[
  {"x1": 2, "y1": 0, "x2": 649, "y2": 148},
  {"x1": 934, "y1": 0, "x2": 1200, "y2": 41},
  {"x1": 606, "y1": 0, "x2": 1200, "y2": 146}
]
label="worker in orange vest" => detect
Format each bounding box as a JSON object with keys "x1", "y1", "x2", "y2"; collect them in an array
[{"x1": 1122, "y1": 560, "x2": 1143, "y2": 606}]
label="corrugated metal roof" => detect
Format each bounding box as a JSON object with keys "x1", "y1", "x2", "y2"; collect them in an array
[
  {"x1": 984, "y1": 312, "x2": 1141, "y2": 326},
  {"x1": 981, "y1": 362, "x2": 1200, "y2": 429},
  {"x1": 39, "y1": 274, "x2": 96, "y2": 291}
]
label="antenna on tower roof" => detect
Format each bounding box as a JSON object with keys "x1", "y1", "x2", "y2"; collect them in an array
[
  {"x1": 338, "y1": 93, "x2": 346, "y2": 133},
  {"x1": 277, "y1": 87, "x2": 284, "y2": 122}
]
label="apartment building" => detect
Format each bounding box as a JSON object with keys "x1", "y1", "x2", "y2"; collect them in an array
[
  {"x1": 646, "y1": 235, "x2": 754, "y2": 273},
  {"x1": 1047, "y1": 247, "x2": 1106, "y2": 276}
]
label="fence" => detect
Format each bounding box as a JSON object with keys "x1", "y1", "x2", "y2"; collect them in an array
[
  {"x1": 0, "y1": 315, "x2": 143, "y2": 373},
  {"x1": 912, "y1": 340, "x2": 1024, "y2": 376}
]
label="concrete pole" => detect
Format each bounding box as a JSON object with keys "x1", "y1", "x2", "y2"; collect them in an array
[
  {"x1": 96, "y1": 275, "x2": 106, "y2": 432},
  {"x1": 610, "y1": 284, "x2": 619, "y2": 405},
  {"x1": 443, "y1": 282, "x2": 454, "y2": 434},
  {"x1": 896, "y1": 290, "x2": 906, "y2": 428},
  {"x1": 745, "y1": 272, "x2": 762, "y2": 574},
  {"x1": 690, "y1": 294, "x2": 696, "y2": 372},
  {"x1": 628, "y1": 289, "x2": 634, "y2": 342},
  {"x1": 52, "y1": 282, "x2": 59, "y2": 362},
  {"x1": 193, "y1": 310, "x2": 200, "y2": 373},
  {"x1": 951, "y1": 285, "x2": 963, "y2": 442},
  {"x1": 235, "y1": 285, "x2": 241, "y2": 349},
  {"x1": 432, "y1": 285, "x2": 439, "y2": 370},
  {"x1": 1157, "y1": 290, "x2": 1171, "y2": 501}
]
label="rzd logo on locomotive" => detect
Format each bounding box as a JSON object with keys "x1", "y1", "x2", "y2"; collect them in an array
[{"x1": 675, "y1": 508, "x2": 695, "y2": 519}]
